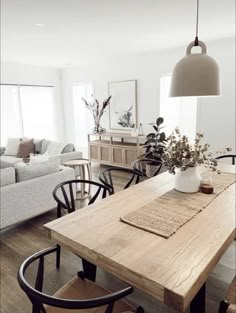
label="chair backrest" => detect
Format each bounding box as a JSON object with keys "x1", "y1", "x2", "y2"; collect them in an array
[
  {"x1": 17, "y1": 246, "x2": 134, "y2": 313},
  {"x1": 216, "y1": 154, "x2": 236, "y2": 165},
  {"x1": 53, "y1": 179, "x2": 110, "y2": 217},
  {"x1": 218, "y1": 276, "x2": 236, "y2": 313},
  {"x1": 98, "y1": 167, "x2": 143, "y2": 194},
  {"x1": 132, "y1": 158, "x2": 162, "y2": 177}
]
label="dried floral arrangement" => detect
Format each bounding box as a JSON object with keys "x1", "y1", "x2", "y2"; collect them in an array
[
  {"x1": 162, "y1": 127, "x2": 231, "y2": 174},
  {"x1": 82, "y1": 96, "x2": 112, "y2": 134}
]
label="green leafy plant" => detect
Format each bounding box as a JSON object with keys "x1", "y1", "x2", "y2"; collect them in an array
[
  {"x1": 143, "y1": 117, "x2": 166, "y2": 161},
  {"x1": 162, "y1": 127, "x2": 231, "y2": 174}
]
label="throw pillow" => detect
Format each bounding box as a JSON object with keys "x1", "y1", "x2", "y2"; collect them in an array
[
  {"x1": 45, "y1": 141, "x2": 67, "y2": 155},
  {"x1": 41, "y1": 139, "x2": 50, "y2": 154},
  {"x1": 15, "y1": 158, "x2": 60, "y2": 182},
  {"x1": 17, "y1": 139, "x2": 34, "y2": 158},
  {"x1": 62, "y1": 143, "x2": 75, "y2": 153},
  {"x1": 34, "y1": 139, "x2": 44, "y2": 154},
  {"x1": 30, "y1": 152, "x2": 49, "y2": 164},
  {"x1": 4, "y1": 138, "x2": 21, "y2": 156}
]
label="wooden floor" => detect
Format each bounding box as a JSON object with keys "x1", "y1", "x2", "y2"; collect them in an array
[{"x1": 0, "y1": 163, "x2": 235, "y2": 313}]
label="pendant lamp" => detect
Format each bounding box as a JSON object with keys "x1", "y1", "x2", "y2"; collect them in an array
[{"x1": 169, "y1": 0, "x2": 221, "y2": 97}]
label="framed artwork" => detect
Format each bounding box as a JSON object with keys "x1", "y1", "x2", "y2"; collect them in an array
[{"x1": 108, "y1": 80, "x2": 137, "y2": 131}]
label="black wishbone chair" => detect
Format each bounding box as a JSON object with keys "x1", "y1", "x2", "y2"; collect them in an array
[
  {"x1": 218, "y1": 276, "x2": 236, "y2": 313},
  {"x1": 53, "y1": 179, "x2": 110, "y2": 269},
  {"x1": 98, "y1": 167, "x2": 143, "y2": 195},
  {"x1": 17, "y1": 246, "x2": 145, "y2": 313},
  {"x1": 215, "y1": 154, "x2": 236, "y2": 165},
  {"x1": 132, "y1": 158, "x2": 162, "y2": 178}
]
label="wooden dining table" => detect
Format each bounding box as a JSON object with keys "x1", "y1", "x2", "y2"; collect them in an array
[{"x1": 45, "y1": 164, "x2": 235, "y2": 313}]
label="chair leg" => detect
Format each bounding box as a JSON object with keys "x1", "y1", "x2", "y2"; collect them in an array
[
  {"x1": 32, "y1": 302, "x2": 41, "y2": 313},
  {"x1": 57, "y1": 204, "x2": 62, "y2": 218},
  {"x1": 56, "y1": 244, "x2": 61, "y2": 269},
  {"x1": 218, "y1": 301, "x2": 229, "y2": 313}
]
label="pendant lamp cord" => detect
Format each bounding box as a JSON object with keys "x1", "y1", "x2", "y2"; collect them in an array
[{"x1": 194, "y1": 0, "x2": 199, "y2": 46}]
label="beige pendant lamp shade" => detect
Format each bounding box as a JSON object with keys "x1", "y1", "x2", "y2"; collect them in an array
[
  {"x1": 169, "y1": 40, "x2": 221, "y2": 97},
  {"x1": 169, "y1": 0, "x2": 221, "y2": 97}
]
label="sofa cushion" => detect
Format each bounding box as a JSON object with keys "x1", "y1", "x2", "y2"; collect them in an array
[
  {"x1": 0, "y1": 159, "x2": 14, "y2": 169},
  {"x1": 15, "y1": 158, "x2": 60, "y2": 182},
  {"x1": 0, "y1": 167, "x2": 16, "y2": 187},
  {"x1": 0, "y1": 155, "x2": 23, "y2": 166},
  {"x1": 62, "y1": 143, "x2": 75, "y2": 153},
  {"x1": 4, "y1": 138, "x2": 21, "y2": 156},
  {"x1": 17, "y1": 139, "x2": 34, "y2": 158}
]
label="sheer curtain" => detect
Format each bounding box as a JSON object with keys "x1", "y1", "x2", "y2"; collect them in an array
[
  {"x1": 72, "y1": 83, "x2": 93, "y2": 157},
  {"x1": 0, "y1": 85, "x2": 23, "y2": 146},
  {"x1": 0, "y1": 85, "x2": 56, "y2": 145},
  {"x1": 160, "y1": 74, "x2": 197, "y2": 142},
  {"x1": 20, "y1": 86, "x2": 56, "y2": 140}
]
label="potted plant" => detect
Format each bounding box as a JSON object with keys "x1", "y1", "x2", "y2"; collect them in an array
[
  {"x1": 162, "y1": 127, "x2": 225, "y2": 193},
  {"x1": 143, "y1": 117, "x2": 166, "y2": 177}
]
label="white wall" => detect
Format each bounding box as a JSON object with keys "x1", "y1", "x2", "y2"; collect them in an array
[
  {"x1": 197, "y1": 38, "x2": 235, "y2": 152},
  {"x1": 1, "y1": 62, "x2": 66, "y2": 141},
  {"x1": 61, "y1": 37, "x2": 235, "y2": 153}
]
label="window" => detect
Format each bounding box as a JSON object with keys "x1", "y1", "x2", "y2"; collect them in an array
[
  {"x1": 0, "y1": 85, "x2": 23, "y2": 145},
  {"x1": 160, "y1": 75, "x2": 197, "y2": 142},
  {"x1": 0, "y1": 84, "x2": 56, "y2": 145},
  {"x1": 72, "y1": 83, "x2": 93, "y2": 156},
  {"x1": 20, "y1": 86, "x2": 55, "y2": 139}
]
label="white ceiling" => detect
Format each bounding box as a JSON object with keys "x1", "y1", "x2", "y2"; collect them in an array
[{"x1": 1, "y1": 0, "x2": 235, "y2": 67}]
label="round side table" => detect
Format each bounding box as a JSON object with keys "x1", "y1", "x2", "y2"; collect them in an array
[{"x1": 63, "y1": 159, "x2": 92, "y2": 199}]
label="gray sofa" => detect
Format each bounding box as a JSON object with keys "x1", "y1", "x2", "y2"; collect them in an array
[
  {"x1": 0, "y1": 165, "x2": 75, "y2": 230},
  {"x1": 0, "y1": 138, "x2": 83, "y2": 168}
]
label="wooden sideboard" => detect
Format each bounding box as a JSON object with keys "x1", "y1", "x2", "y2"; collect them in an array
[{"x1": 88, "y1": 132, "x2": 146, "y2": 168}]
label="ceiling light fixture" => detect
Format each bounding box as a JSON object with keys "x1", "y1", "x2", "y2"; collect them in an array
[
  {"x1": 34, "y1": 23, "x2": 45, "y2": 27},
  {"x1": 169, "y1": 0, "x2": 221, "y2": 97}
]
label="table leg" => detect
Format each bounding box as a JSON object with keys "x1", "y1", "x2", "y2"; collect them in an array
[
  {"x1": 190, "y1": 283, "x2": 206, "y2": 313},
  {"x1": 82, "y1": 259, "x2": 97, "y2": 282},
  {"x1": 87, "y1": 163, "x2": 92, "y2": 196},
  {"x1": 80, "y1": 166, "x2": 85, "y2": 198}
]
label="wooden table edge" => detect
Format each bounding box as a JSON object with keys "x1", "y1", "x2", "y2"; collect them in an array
[
  {"x1": 46, "y1": 229, "x2": 165, "y2": 303},
  {"x1": 163, "y1": 228, "x2": 235, "y2": 313},
  {"x1": 45, "y1": 227, "x2": 236, "y2": 313}
]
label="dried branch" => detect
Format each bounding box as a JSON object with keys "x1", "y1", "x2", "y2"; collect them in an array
[{"x1": 82, "y1": 96, "x2": 112, "y2": 124}]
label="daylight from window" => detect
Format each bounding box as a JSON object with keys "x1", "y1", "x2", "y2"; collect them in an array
[
  {"x1": 72, "y1": 83, "x2": 94, "y2": 157},
  {"x1": 160, "y1": 74, "x2": 197, "y2": 142},
  {"x1": 0, "y1": 85, "x2": 56, "y2": 145}
]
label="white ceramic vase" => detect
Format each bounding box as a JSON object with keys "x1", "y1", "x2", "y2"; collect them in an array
[{"x1": 174, "y1": 167, "x2": 201, "y2": 193}]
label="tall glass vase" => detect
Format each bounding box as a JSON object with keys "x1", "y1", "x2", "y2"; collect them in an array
[{"x1": 93, "y1": 117, "x2": 106, "y2": 134}]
